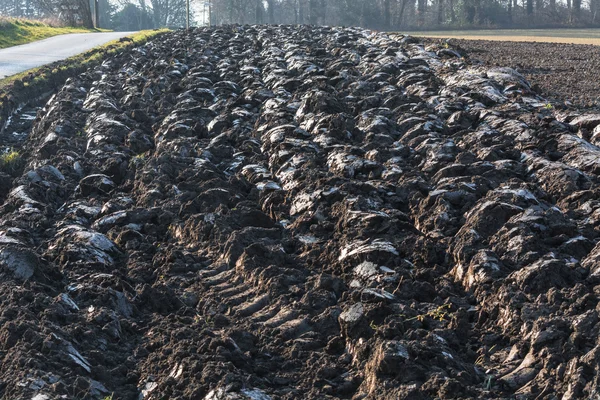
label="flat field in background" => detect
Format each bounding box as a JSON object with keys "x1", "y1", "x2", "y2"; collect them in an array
[{"x1": 405, "y1": 28, "x2": 600, "y2": 44}]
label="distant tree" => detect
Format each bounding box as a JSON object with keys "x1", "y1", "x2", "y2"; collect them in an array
[
  {"x1": 572, "y1": 0, "x2": 581, "y2": 19},
  {"x1": 149, "y1": 0, "x2": 186, "y2": 27},
  {"x1": 98, "y1": 0, "x2": 114, "y2": 28},
  {"x1": 112, "y1": 2, "x2": 152, "y2": 30},
  {"x1": 526, "y1": 0, "x2": 533, "y2": 15},
  {"x1": 589, "y1": 1, "x2": 595, "y2": 21},
  {"x1": 255, "y1": 0, "x2": 265, "y2": 23},
  {"x1": 109, "y1": 0, "x2": 188, "y2": 28},
  {"x1": 266, "y1": 0, "x2": 274, "y2": 23}
]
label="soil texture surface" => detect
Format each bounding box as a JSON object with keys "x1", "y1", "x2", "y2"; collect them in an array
[
  {"x1": 446, "y1": 38, "x2": 600, "y2": 109},
  {"x1": 2, "y1": 26, "x2": 600, "y2": 400}
]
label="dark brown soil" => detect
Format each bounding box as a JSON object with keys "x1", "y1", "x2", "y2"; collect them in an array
[
  {"x1": 446, "y1": 38, "x2": 600, "y2": 109},
  {"x1": 2, "y1": 26, "x2": 600, "y2": 400}
]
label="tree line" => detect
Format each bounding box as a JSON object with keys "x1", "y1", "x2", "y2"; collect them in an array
[
  {"x1": 0, "y1": 0, "x2": 186, "y2": 30},
  {"x1": 1, "y1": 0, "x2": 599, "y2": 30},
  {"x1": 210, "y1": 0, "x2": 600, "y2": 29}
]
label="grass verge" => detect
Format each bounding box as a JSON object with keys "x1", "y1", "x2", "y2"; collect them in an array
[
  {"x1": 0, "y1": 17, "x2": 108, "y2": 50},
  {"x1": 0, "y1": 149, "x2": 24, "y2": 176},
  {"x1": 0, "y1": 29, "x2": 168, "y2": 127}
]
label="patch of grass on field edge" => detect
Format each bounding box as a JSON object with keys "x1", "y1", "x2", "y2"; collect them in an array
[
  {"x1": 0, "y1": 17, "x2": 110, "y2": 49},
  {"x1": 0, "y1": 29, "x2": 168, "y2": 128},
  {"x1": 0, "y1": 148, "x2": 24, "y2": 176}
]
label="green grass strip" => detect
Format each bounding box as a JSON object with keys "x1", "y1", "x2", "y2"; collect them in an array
[
  {"x1": 0, "y1": 29, "x2": 169, "y2": 125},
  {"x1": 0, "y1": 17, "x2": 110, "y2": 49}
]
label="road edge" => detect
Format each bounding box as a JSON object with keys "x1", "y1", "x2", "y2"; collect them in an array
[{"x1": 0, "y1": 29, "x2": 169, "y2": 130}]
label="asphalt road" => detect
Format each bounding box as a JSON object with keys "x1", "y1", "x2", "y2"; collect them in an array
[{"x1": 0, "y1": 31, "x2": 137, "y2": 79}]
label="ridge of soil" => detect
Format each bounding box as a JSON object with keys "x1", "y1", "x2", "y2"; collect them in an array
[{"x1": 1, "y1": 25, "x2": 600, "y2": 400}]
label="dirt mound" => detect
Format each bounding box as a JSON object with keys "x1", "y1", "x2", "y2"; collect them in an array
[{"x1": 1, "y1": 25, "x2": 599, "y2": 399}]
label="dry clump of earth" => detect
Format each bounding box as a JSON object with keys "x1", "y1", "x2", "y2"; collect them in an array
[{"x1": 1, "y1": 25, "x2": 600, "y2": 400}]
